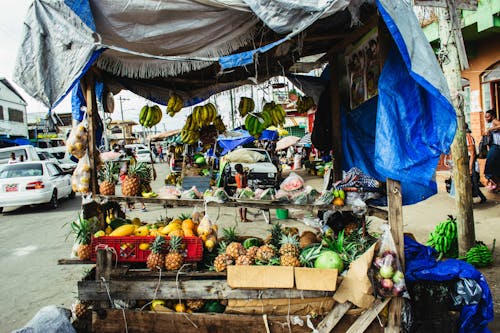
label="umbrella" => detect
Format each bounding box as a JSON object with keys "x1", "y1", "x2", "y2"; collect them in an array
[
  {"x1": 276, "y1": 136, "x2": 300, "y2": 150},
  {"x1": 297, "y1": 133, "x2": 311, "y2": 146}
]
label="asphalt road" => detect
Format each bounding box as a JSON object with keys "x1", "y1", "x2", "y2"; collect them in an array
[{"x1": 0, "y1": 195, "x2": 88, "y2": 332}]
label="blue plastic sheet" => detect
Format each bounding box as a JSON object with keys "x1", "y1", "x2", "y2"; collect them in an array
[
  {"x1": 341, "y1": 97, "x2": 437, "y2": 205},
  {"x1": 216, "y1": 129, "x2": 277, "y2": 156},
  {"x1": 404, "y1": 236, "x2": 494, "y2": 333}
]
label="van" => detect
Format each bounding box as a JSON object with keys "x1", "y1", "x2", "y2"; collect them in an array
[{"x1": 0, "y1": 145, "x2": 41, "y2": 165}]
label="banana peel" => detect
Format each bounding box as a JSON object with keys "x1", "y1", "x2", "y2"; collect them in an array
[{"x1": 141, "y1": 191, "x2": 158, "y2": 198}]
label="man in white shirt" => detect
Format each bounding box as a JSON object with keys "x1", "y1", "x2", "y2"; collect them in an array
[{"x1": 7, "y1": 152, "x2": 17, "y2": 164}]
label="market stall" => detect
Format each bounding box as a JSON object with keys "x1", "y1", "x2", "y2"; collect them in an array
[{"x1": 14, "y1": 1, "x2": 481, "y2": 332}]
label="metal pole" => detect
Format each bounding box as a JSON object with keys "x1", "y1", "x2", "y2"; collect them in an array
[
  {"x1": 229, "y1": 90, "x2": 235, "y2": 129},
  {"x1": 119, "y1": 97, "x2": 129, "y2": 145}
]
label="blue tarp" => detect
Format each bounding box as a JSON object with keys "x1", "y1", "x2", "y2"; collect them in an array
[
  {"x1": 404, "y1": 236, "x2": 494, "y2": 333},
  {"x1": 216, "y1": 129, "x2": 278, "y2": 156}
]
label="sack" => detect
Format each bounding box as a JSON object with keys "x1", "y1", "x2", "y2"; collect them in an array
[{"x1": 478, "y1": 134, "x2": 491, "y2": 159}]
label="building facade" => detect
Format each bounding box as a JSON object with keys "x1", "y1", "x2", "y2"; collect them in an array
[{"x1": 0, "y1": 78, "x2": 28, "y2": 139}]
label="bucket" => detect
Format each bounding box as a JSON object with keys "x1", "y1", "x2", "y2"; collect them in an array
[{"x1": 275, "y1": 209, "x2": 289, "y2": 219}]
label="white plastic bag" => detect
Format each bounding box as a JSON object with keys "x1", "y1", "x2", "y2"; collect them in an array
[
  {"x1": 66, "y1": 119, "x2": 88, "y2": 159},
  {"x1": 71, "y1": 153, "x2": 91, "y2": 193},
  {"x1": 280, "y1": 172, "x2": 304, "y2": 191}
]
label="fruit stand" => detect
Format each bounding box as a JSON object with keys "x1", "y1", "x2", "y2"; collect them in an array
[{"x1": 14, "y1": 1, "x2": 462, "y2": 332}]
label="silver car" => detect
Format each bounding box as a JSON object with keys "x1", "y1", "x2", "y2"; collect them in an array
[{"x1": 0, "y1": 161, "x2": 74, "y2": 213}]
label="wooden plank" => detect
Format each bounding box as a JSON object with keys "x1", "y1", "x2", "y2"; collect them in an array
[
  {"x1": 58, "y1": 258, "x2": 94, "y2": 265},
  {"x1": 385, "y1": 179, "x2": 404, "y2": 333},
  {"x1": 81, "y1": 71, "x2": 99, "y2": 197},
  {"x1": 317, "y1": 301, "x2": 352, "y2": 333},
  {"x1": 345, "y1": 298, "x2": 389, "y2": 333},
  {"x1": 91, "y1": 310, "x2": 319, "y2": 333},
  {"x1": 78, "y1": 279, "x2": 334, "y2": 301}
]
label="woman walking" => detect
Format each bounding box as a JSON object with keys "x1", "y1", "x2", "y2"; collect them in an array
[{"x1": 484, "y1": 110, "x2": 500, "y2": 191}]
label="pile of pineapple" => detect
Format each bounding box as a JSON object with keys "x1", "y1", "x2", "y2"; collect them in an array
[{"x1": 212, "y1": 224, "x2": 318, "y2": 272}]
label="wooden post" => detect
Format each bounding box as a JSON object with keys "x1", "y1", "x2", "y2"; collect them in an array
[
  {"x1": 95, "y1": 248, "x2": 113, "y2": 309},
  {"x1": 385, "y1": 178, "x2": 404, "y2": 333},
  {"x1": 437, "y1": 1, "x2": 475, "y2": 255},
  {"x1": 81, "y1": 71, "x2": 99, "y2": 197},
  {"x1": 329, "y1": 58, "x2": 343, "y2": 181}
]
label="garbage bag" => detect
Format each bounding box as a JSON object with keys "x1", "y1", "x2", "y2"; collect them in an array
[
  {"x1": 452, "y1": 278, "x2": 483, "y2": 307},
  {"x1": 12, "y1": 305, "x2": 76, "y2": 333},
  {"x1": 404, "y1": 236, "x2": 493, "y2": 333}
]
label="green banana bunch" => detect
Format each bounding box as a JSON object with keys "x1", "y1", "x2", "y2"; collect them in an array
[
  {"x1": 167, "y1": 94, "x2": 183, "y2": 116},
  {"x1": 462, "y1": 240, "x2": 494, "y2": 268},
  {"x1": 139, "y1": 105, "x2": 163, "y2": 128},
  {"x1": 426, "y1": 215, "x2": 458, "y2": 258}
]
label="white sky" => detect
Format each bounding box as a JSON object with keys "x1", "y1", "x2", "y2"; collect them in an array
[{"x1": 0, "y1": 1, "x2": 298, "y2": 132}]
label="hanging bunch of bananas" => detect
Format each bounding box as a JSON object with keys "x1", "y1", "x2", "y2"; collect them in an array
[
  {"x1": 180, "y1": 114, "x2": 200, "y2": 145},
  {"x1": 462, "y1": 240, "x2": 495, "y2": 268},
  {"x1": 139, "y1": 105, "x2": 162, "y2": 128},
  {"x1": 192, "y1": 103, "x2": 218, "y2": 128},
  {"x1": 296, "y1": 96, "x2": 316, "y2": 114},
  {"x1": 166, "y1": 94, "x2": 184, "y2": 117},
  {"x1": 262, "y1": 101, "x2": 286, "y2": 127},
  {"x1": 426, "y1": 215, "x2": 458, "y2": 258},
  {"x1": 213, "y1": 115, "x2": 227, "y2": 133},
  {"x1": 238, "y1": 97, "x2": 255, "y2": 117}
]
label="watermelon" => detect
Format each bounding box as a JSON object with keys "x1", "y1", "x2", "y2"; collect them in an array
[{"x1": 195, "y1": 156, "x2": 205, "y2": 165}]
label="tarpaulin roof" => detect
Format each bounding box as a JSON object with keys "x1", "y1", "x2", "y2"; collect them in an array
[{"x1": 14, "y1": 0, "x2": 457, "y2": 204}]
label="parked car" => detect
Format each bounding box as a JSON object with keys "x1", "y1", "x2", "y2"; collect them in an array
[
  {"x1": 0, "y1": 145, "x2": 41, "y2": 165},
  {"x1": 221, "y1": 148, "x2": 279, "y2": 194},
  {"x1": 0, "y1": 161, "x2": 74, "y2": 212},
  {"x1": 37, "y1": 147, "x2": 77, "y2": 173},
  {"x1": 135, "y1": 148, "x2": 154, "y2": 163}
]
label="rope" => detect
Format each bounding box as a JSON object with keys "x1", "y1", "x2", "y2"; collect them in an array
[
  {"x1": 139, "y1": 268, "x2": 163, "y2": 311},
  {"x1": 101, "y1": 276, "x2": 128, "y2": 332}
]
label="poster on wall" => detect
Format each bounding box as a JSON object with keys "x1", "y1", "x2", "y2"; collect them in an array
[{"x1": 346, "y1": 29, "x2": 379, "y2": 110}]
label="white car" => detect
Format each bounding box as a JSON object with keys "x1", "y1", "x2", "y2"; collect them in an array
[
  {"x1": 135, "y1": 148, "x2": 154, "y2": 163},
  {"x1": 0, "y1": 161, "x2": 74, "y2": 213}
]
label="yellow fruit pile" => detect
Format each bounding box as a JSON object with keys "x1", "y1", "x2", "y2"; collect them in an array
[
  {"x1": 238, "y1": 97, "x2": 255, "y2": 117},
  {"x1": 139, "y1": 105, "x2": 162, "y2": 128},
  {"x1": 71, "y1": 155, "x2": 91, "y2": 193}
]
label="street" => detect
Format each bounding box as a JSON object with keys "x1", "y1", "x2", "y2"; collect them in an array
[{"x1": 0, "y1": 165, "x2": 498, "y2": 332}]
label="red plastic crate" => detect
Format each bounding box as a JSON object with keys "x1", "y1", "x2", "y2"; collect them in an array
[{"x1": 90, "y1": 236, "x2": 203, "y2": 263}]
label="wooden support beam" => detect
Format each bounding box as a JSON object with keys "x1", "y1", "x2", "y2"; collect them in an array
[
  {"x1": 329, "y1": 58, "x2": 343, "y2": 181},
  {"x1": 385, "y1": 179, "x2": 404, "y2": 333},
  {"x1": 345, "y1": 298, "x2": 389, "y2": 333},
  {"x1": 81, "y1": 71, "x2": 99, "y2": 197},
  {"x1": 317, "y1": 301, "x2": 353, "y2": 332}
]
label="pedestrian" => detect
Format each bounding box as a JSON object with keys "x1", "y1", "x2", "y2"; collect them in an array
[
  {"x1": 8, "y1": 152, "x2": 17, "y2": 164},
  {"x1": 235, "y1": 163, "x2": 251, "y2": 222},
  {"x1": 483, "y1": 109, "x2": 500, "y2": 191},
  {"x1": 465, "y1": 124, "x2": 486, "y2": 203},
  {"x1": 158, "y1": 145, "x2": 164, "y2": 163}
]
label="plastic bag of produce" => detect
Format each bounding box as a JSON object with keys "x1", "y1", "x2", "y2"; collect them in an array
[
  {"x1": 237, "y1": 187, "x2": 255, "y2": 199},
  {"x1": 157, "y1": 185, "x2": 181, "y2": 199},
  {"x1": 66, "y1": 118, "x2": 88, "y2": 159},
  {"x1": 181, "y1": 186, "x2": 203, "y2": 199},
  {"x1": 371, "y1": 224, "x2": 407, "y2": 298},
  {"x1": 275, "y1": 189, "x2": 291, "y2": 202},
  {"x1": 280, "y1": 172, "x2": 304, "y2": 191},
  {"x1": 205, "y1": 188, "x2": 229, "y2": 203},
  {"x1": 224, "y1": 148, "x2": 264, "y2": 163},
  {"x1": 258, "y1": 188, "x2": 275, "y2": 200},
  {"x1": 291, "y1": 190, "x2": 308, "y2": 205},
  {"x1": 71, "y1": 153, "x2": 91, "y2": 193},
  {"x1": 304, "y1": 185, "x2": 320, "y2": 203},
  {"x1": 314, "y1": 191, "x2": 334, "y2": 205}
]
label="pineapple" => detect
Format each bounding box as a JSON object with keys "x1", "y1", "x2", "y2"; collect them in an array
[
  {"x1": 122, "y1": 162, "x2": 149, "y2": 196},
  {"x1": 165, "y1": 235, "x2": 184, "y2": 270},
  {"x1": 74, "y1": 301, "x2": 89, "y2": 318},
  {"x1": 255, "y1": 244, "x2": 276, "y2": 263},
  {"x1": 267, "y1": 223, "x2": 284, "y2": 249},
  {"x1": 246, "y1": 246, "x2": 259, "y2": 262},
  {"x1": 222, "y1": 226, "x2": 239, "y2": 243},
  {"x1": 186, "y1": 299, "x2": 204, "y2": 312},
  {"x1": 70, "y1": 215, "x2": 92, "y2": 260},
  {"x1": 279, "y1": 234, "x2": 300, "y2": 257},
  {"x1": 236, "y1": 254, "x2": 253, "y2": 265},
  {"x1": 226, "y1": 242, "x2": 246, "y2": 260},
  {"x1": 280, "y1": 255, "x2": 301, "y2": 267},
  {"x1": 147, "y1": 236, "x2": 166, "y2": 271},
  {"x1": 213, "y1": 242, "x2": 234, "y2": 272},
  {"x1": 98, "y1": 161, "x2": 119, "y2": 195}
]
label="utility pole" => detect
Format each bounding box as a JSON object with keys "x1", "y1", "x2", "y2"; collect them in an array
[
  {"x1": 229, "y1": 90, "x2": 235, "y2": 130},
  {"x1": 437, "y1": 0, "x2": 475, "y2": 254},
  {"x1": 119, "y1": 96, "x2": 129, "y2": 145}
]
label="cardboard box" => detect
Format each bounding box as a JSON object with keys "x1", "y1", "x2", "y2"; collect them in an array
[
  {"x1": 227, "y1": 266, "x2": 294, "y2": 289},
  {"x1": 294, "y1": 267, "x2": 338, "y2": 291},
  {"x1": 225, "y1": 297, "x2": 335, "y2": 315}
]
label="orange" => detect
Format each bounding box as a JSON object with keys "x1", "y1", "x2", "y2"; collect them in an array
[
  {"x1": 181, "y1": 219, "x2": 195, "y2": 231},
  {"x1": 333, "y1": 197, "x2": 344, "y2": 206},
  {"x1": 168, "y1": 229, "x2": 184, "y2": 238}
]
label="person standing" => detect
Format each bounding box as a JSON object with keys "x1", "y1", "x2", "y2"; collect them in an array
[
  {"x1": 158, "y1": 145, "x2": 164, "y2": 163},
  {"x1": 465, "y1": 124, "x2": 486, "y2": 203},
  {"x1": 483, "y1": 109, "x2": 500, "y2": 191},
  {"x1": 235, "y1": 163, "x2": 251, "y2": 222}
]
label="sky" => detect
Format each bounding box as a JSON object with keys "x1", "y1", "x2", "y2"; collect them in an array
[{"x1": 0, "y1": 1, "x2": 299, "y2": 133}]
